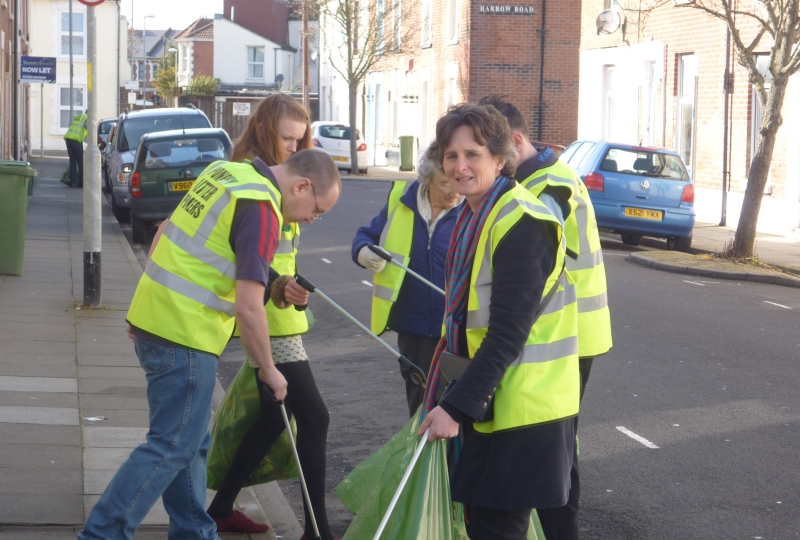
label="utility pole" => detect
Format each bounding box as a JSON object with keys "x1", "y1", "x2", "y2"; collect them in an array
[
  {"x1": 143, "y1": 15, "x2": 154, "y2": 109},
  {"x1": 69, "y1": 0, "x2": 74, "y2": 120},
  {"x1": 302, "y1": 0, "x2": 310, "y2": 113},
  {"x1": 84, "y1": 5, "x2": 101, "y2": 307}
]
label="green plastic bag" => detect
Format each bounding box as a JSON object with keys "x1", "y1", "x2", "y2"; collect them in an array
[
  {"x1": 207, "y1": 362, "x2": 298, "y2": 490},
  {"x1": 60, "y1": 166, "x2": 71, "y2": 186},
  {"x1": 336, "y1": 410, "x2": 545, "y2": 539}
]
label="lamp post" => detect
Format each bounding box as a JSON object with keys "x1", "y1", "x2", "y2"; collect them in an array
[
  {"x1": 142, "y1": 14, "x2": 155, "y2": 109},
  {"x1": 168, "y1": 46, "x2": 178, "y2": 99}
]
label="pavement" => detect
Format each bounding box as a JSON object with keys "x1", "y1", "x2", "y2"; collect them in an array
[{"x1": 0, "y1": 156, "x2": 300, "y2": 539}]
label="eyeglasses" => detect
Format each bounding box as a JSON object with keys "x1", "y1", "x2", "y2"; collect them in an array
[{"x1": 310, "y1": 184, "x2": 322, "y2": 220}]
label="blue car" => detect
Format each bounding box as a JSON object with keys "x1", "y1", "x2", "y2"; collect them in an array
[{"x1": 561, "y1": 140, "x2": 696, "y2": 252}]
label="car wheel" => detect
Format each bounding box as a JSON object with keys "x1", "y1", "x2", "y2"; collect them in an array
[
  {"x1": 667, "y1": 235, "x2": 692, "y2": 252},
  {"x1": 111, "y1": 195, "x2": 130, "y2": 223},
  {"x1": 101, "y1": 169, "x2": 111, "y2": 194},
  {"x1": 621, "y1": 233, "x2": 643, "y2": 246},
  {"x1": 132, "y1": 216, "x2": 147, "y2": 244},
  {"x1": 359, "y1": 168, "x2": 368, "y2": 175}
]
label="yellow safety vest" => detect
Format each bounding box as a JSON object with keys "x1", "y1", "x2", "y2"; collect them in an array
[
  {"x1": 520, "y1": 158, "x2": 612, "y2": 358},
  {"x1": 370, "y1": 181, "x2": 414, "y2": 335},
  {"x1": 127, "y1": 161, "x2": 282, "y2": 356},
  {"x1": 64, "y1": 114, "x2": 88, "y2": 142},
  {"x1": 468, "y1": 184, "x2": 580, "y2": 434}
]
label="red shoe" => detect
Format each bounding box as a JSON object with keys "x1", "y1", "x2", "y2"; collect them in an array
[{"x1": 213, "y1": 509, "x2": 270, "y2": 534}]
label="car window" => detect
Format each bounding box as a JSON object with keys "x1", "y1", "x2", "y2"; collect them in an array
[
  {"x1": 318, "y1": 125, "x2": 361, "y2": 140},
  {"x1": 600, "y1": 148, "x2": 689, "y2": 181},
  {"x1": 136, "y1": 136, "x2": 232, "y2": 172},
  {"x1": 560, "y1": 142, "x2": 581, "y2": 163},
  {"x1": 566, "y1": 142, "x2": 595, "y2": 168},
  {"x1": 98, "y1": 121, "x2": 116, "y2": 135},
  {"x1": 118, "y1": 114, "x2": 211, "y2": 152}
]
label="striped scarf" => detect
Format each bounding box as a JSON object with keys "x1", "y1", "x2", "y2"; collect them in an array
[{"x1": 422, "y1": 175, "x2": 514, "y2": 417}]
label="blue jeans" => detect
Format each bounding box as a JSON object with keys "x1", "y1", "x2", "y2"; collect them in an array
[{"x1": 78, "y1": 338, "x2": 220, "y2": 540}]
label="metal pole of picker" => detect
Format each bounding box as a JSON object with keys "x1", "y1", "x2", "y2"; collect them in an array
[{"x1": 84, "y1": 5, "x2": 102, "y2": 307}]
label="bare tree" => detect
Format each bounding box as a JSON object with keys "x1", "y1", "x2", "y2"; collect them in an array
[
  {"x1": 317, "y1": 0, "x2": 410, "y2": 173},
  {"x1": 638, "y1": 0, "x2": 800, "y2": 258}
]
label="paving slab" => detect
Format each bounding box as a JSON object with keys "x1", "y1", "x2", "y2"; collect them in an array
[
  {"x1": 0, "y1": 443, "x2": 82, "y2": 470},
  {"x1": 77, "y1": 366, "x2": 145, "y2": 380},
  {"x1": 0, "y1": 494, "x2": 84, "y2": 525},
  {"x1": 0, "y1": 392, "x2": 79, "y2": 409},
  {"x1": 77, "y1": 353, "x2": 140, "y2": 367},
  {"x1": 77, "y1": 379, "x2": 147, "y2": 395},
  {"x1": 0, "y1": 362, "x2": 78, "y2": 379},
  {"x1": 0, "y1": 424, "x2": 81, "y2": 446},
  {"x1": 0, "y1": 468, "x2": 83, "y2": 495},
  {"x1": 78, "y1": 394, "x2": 148, "y2": 411},
  {"x1": 0, "y1": 377, "x2": 77, "y2": 393},
  {"x1": 78, "y1": 410, "x2": 150, "y2": 428},
  {"x1": 0, "y1": 406, "x2": 79, "y2": 426}
]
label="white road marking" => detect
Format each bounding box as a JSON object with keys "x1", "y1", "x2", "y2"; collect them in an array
[
  {"x1": 361, "y1": 280, "x2": 372, "y2": 287},
  {"x1": 321, "y1": 258, "x2": 332, "y2": 264},
  {"x1": 300, "y1": 245, "x2": 351, "y2": 254},
  {"x1": 616, "y1": 426, "x2": 659, "y2": 449},
  {"x1": 683, "y1": 280, "x2": 705, "y2": 286},
  {"x1": 764, "y1": 301, "x2": 792, "y2": 309}
]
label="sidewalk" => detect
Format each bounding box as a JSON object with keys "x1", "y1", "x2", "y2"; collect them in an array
[
  {"x1": 0, "y1": 157, "x2": 297, "y2": 539},
  {"x1": 691, "y1": 222, "x2": 800, "y2": 274}
]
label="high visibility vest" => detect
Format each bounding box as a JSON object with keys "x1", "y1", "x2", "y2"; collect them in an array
[
  {"x1": 370, "y1": 181, "x2": 414, "y2": 335},
  {"x1": 520, "y1": 158, "x2": 612, "y2": 358},
  {"x1": 127, "y1": 161, "x2": 282, "y2": 356},
  {"x1": 64, "y1": 114, "x2": 88, "y2": 142},
  {"x1": 467, "y1": 184, "x2": 579, "y2": 434}
]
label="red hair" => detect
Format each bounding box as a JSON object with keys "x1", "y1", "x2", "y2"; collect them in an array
[{"x1": 231, "y1": 94, "x2": 312, "y2": 165}]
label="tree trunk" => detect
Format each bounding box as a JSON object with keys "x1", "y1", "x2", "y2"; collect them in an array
[
  {"x1": 728, "y1": 78, "x2": 788, "y2": 258},
  {"x1": 349, "y1": 81, "x2": 360, "y2": 175}
]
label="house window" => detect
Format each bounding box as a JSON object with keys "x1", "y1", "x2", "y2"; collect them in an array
[
  {"x1": 603, "y1": 0, "x2": 618, "y2": 8},
  {"x1": 180, "y1": 44, "x2": 188, "y2": 73},
  {"x1": 376, "y1": 0, "x2": 386, "y2": 53},
  {"x1": 247, "y1": 47, "x2": 265, "y2": 79},
  {"x1": 420, "y1": 0, "x2": 433, "y2": 47},
  {"x1": 445, "y1": 0, "x2": 458, "y2": 44},
  {"x1": 59, "y1": 87, "x2": 85, "y2": 129},
  {"x1": 603, "y1": 65, "x2": 617, "y2": 140},
  {"x1": 60, "y1": 12, "x2": 85, "y2": 56},
  {"x1": 392, "y1": 0, "x2": 402, "y2": 51},
  {"x1": 137, "y1": 61, "x2": 145, "y2": 81},
  {"x1": 677, "y1": 54, "x2": 698, "y2": 174}
]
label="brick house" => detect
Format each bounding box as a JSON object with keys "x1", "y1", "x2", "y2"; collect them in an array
[
  {"x1": 319, "y1": 0, "x2": 581, "y2": 167},
  {"x1": 1, "y1": 0, "x2": 31, "y2": 159},
  {"x1": 175, "y1": 18, "x2": 214, "y2": 88},
  {"x1": 130, "y1": 27, "x2": 178, "y2": 106},
  {"x1": 578, "y1": 0, "x2": 800, "y2": 236}
]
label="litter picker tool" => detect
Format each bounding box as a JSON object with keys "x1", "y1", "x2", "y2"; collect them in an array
[
  {"x1": 367, "y1": 245, "x2": 445, "y2": 296},
  {"x1": 293, "y1": 273, "x2": 427, "y2": 387},
  {"x1": 264, "y1": 386, "x2": 321, "y2": 540},
  {"x1": 372, "y1": 427, "x2": 431, "y2": 540}
]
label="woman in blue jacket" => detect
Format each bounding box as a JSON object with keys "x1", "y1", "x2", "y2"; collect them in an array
[{"x1": 352, "y1": 152, "x2": 463, "y2": 416}]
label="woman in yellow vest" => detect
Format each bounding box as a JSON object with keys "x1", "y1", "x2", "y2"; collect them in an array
[
  {"x1": 206, "y1": 95, "x2": 338, "y2": 540},
  {"x1": 418, "y1": 104, "x2": 580, "y2": 540}
]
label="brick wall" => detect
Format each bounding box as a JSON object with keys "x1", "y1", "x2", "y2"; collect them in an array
[
  {"x1": 224, "y1": 0, "x2": 288, "y2": 45},
  {"x1": 193, "y1": 41, "x2": 214, "y2": 78}
]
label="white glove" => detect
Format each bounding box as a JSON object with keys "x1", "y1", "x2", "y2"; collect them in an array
[{"x1": 358, "y1": 246, "x2": 387, "y2": 273}]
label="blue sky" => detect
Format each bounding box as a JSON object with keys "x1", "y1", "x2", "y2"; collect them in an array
[{"x1": 119, "y1": 0, "x2": 224, "y2": 32}]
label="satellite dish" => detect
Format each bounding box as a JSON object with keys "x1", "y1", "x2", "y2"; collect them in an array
[{"x1": 596, "y1": 9, "x2": 621, "y2": 35}]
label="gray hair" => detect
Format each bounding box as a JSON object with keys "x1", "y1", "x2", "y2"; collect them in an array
[{"x1": 417, "y1": 145, "x2": 443, "y2": 185}]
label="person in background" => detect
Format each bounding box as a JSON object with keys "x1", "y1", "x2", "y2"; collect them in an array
[
  {"x1": 64, "y1": 110, "x2": 88, "y2": 188},
  {"x1": 206, "y1": 94, "x2": 339, "y2": 540},
  {"x1": 419, "y1": 103, "x2": 580, "y2": 540},
  {"x1": 352, "y1": 150, "x2": 463, "y2": 416},
  {"x1": 480, "y1": 94, "x2": 613, "y2": 540},
  {"x1": 78, "y1": 149, "x2": 341, "y2": 540}
]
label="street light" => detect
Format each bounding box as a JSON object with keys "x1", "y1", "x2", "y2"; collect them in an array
[{"x1": 142, "y1": 14, "x2": 155, "y2": 110}]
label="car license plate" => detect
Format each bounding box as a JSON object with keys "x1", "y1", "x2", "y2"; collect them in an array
[
  {"x1": 332, "y1": 156, "x2": 349, "y2": 162},
  {"x1": 168, "y1": 180, "x2": 195, "y2": 192},
  {"x1": 625, "y1": 207, "x2": 663, "y2": 220}
]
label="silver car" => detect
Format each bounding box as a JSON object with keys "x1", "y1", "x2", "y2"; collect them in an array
[{"x1": 106, "y1": 107, "x2": 211, "y2": 221}]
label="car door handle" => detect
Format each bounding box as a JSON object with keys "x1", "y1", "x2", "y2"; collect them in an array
[{"x1": 636, "y1": 195, "x2": 650, "y2": 200}]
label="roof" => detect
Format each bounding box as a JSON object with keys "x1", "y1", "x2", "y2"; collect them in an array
[
  {"x1": 141, "y1": 128, "x2": 229, "y2": 141},
  {"x1": 130, "y1": 29, "x2": 179, "y2": 59},
  {"x1": 120, "y1": 107, "x2": 208, "y2": 121},
  {"x1": 175, "y1": 18, "x2": 214, "y2": 40}
]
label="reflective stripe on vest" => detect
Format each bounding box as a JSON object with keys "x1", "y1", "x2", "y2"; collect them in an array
[
  {"x1": 370, "y1": 181, "x2": 414, "y2": 335},
  {"x1": 466, "y1": 184, "x2": 579, "y2": 434},
  {"x1": 265, "y1": 222, "x2": 310, "y2": 336},
  {"x1": 127, "y1": 161, "x2": 282, "y2": 356},
  {"x1": 522, "y1": 159, "x2": 612, "y2": 358},
  {"x1": 64, "y1": 115, "x2": 88, "y2": 142}
]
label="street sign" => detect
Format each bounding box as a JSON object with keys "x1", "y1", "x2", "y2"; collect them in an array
[
  {"x1": 128, "y1": 92, "x2": 137, "y2": 103},
  {"x1": 125, "y1": 80, "x2": 139, "y2": 90},
  {"x1": 232, "y1": 102, "x2": 251, "y2": 116},
  {"x1": 20, "y1": 56, "x2": 56, "y2": 83},
  {"x1": 78, "y1": 0, "x2": 106, "y2": 6}
]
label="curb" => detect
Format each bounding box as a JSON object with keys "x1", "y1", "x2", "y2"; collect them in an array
[{"x1": 627, "y1": 252, "x2": 800, "y2": 288}]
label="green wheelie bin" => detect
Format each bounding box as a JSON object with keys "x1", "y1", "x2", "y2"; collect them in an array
[
  {"x1": 0, "y1": 161, "x2": 37, "y2": 275},
  {"x1": 399, "y1": 135, "x2": 415, "y2": 171}
]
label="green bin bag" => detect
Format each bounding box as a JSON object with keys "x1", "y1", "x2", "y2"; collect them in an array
[
  {"x1": 337, "y1": 410, "x2": 545, "y2": 539},
  {"x1": 60, "y1": 166, "x2": 71, "y2": 186},
  {"x1": 207, "y1": 362, "x2": 298, "y2": 490}
]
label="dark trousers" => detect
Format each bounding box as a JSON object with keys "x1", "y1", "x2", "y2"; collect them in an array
[
  {"x1": 396, "y1": 333, "x2": 439, "y2": 417},
  {"x1": 537, "y1": 357, "x2": 594, "y2": 540},
  {"x1": 464, "y1": 505, "x2": 531, "y2": 540},
  {"x1": 65, "y1": 139, "x2": 84, "y2": 187}
]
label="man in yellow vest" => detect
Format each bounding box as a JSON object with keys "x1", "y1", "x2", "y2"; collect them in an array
[
  {"x1": 64, "y1": 111, "x2": 88, "y2": 188},
  {"x1": 481, "y1": 95, "x2": 612, "y2": 540},
  {"x1": 78, "y1": 149, "x2": 340, "y2": 540}
]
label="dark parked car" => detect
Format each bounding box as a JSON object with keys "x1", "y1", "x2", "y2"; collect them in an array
[
  {"x1": 101, "y1": 124, "x2": 116, "y2": 194},
  {"x1": 561, "y1": 140, "x2": 696, "y2": 251},
  {"x1": 129, "y1": 128, "x2": 232, "y2": 243},
  {"x1": 97, "y1": 118, "x2": 116, "y2": 147},
  {"x1": 107, "y1": 107, "x2": 212, "y2": 222}
]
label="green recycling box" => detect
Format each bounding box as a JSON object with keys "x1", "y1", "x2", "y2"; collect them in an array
[
  {"x1": 399, "y1": 135, "x2": 415, "y2": 171},
  {"x1": 0, "y1": 161, "x2": 37, "y2": 275}
]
